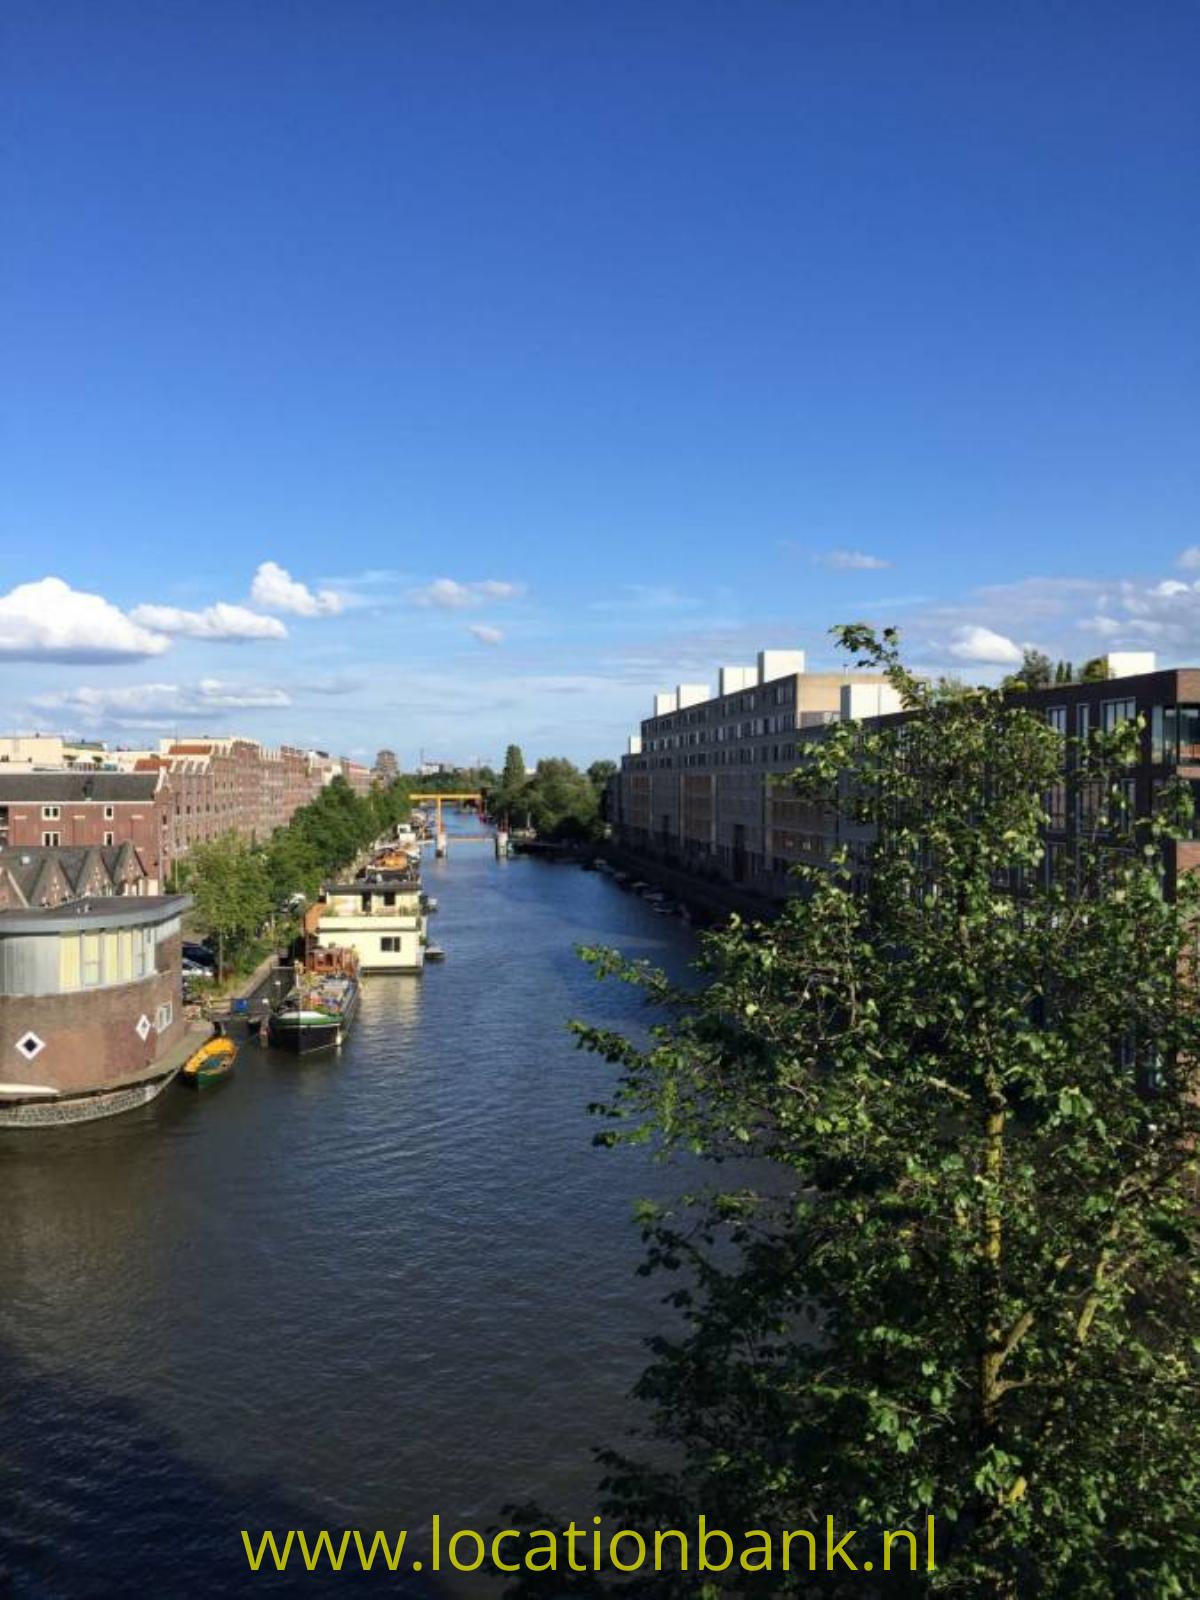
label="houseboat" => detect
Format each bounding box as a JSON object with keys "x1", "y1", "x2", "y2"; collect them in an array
[
  {"x1": 306, "y1": 871, "x2": 427, "y2": 974},
  {"x1": 268, "y1": 946, "x2": 360, "y2": 1055}
]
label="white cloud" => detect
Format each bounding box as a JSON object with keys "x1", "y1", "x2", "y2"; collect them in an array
[
  {"x1": 34, "y1": 679, "x2": 292, "y2": 725},
  {"x1": 250, "y1": 561, "x2": 344, "y2": 616},
  {"x1": 468, "y1": 624, "x2": 505, "y2": 646},
  {"x1": 407, "y1": 577, "x2": 526, "y2": 610},
  {"x1": 1177, "y1": 547, "x2": 1200, "y2": 571},
  {"x1": 945, "y1": 625, "x2": 1024, "y2": 665},
  {"x1": 129, "y1": 601, "x2": 287, "y2": 641},
  {"x1": 815, "y1": 549, "x2": 892, "y2": 571},
  {"x1": 0, "y1": 576, "x2": 171, "y2": 661}
]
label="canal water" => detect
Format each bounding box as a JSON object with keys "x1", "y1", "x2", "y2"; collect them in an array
[{"x1": 0, "y1": 817, "x2": 698, "y2": 1597}]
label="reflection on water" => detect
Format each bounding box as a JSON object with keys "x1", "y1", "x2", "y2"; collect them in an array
[{"x1": 0, "y1": 817, "x2": 697, "y2": 1595}]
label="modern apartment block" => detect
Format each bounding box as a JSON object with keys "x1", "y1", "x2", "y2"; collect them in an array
[
  {"x1": 612, "y1": 646, "x2": 1200, "y2": 906},
  {"x1": 611, "y1": 648, "x2": 903, "y2": 899}
]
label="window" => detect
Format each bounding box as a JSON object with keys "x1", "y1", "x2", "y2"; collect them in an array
[
  {"x1": 42, "y1": 831, "x2": 60, "y2": 847},
  {"x1": 155, "y1": 1002, "x2": 173, "y2": 1032},
  {"x1": 1152, "y1": 706, "x2": 1168, "y2": 763},
  {"x1": 1046, "y1": 706, "x2": 1067, "y2": 735},
  {"x1": 104, "y1": 805, "x2": 114, "y2": 820},
  {"x1": 1178, "y1": 706, "x2": 1200, "y2": 763},
  {"x1": 1102, "y1": 698, "x2": 1136, "y2": 732},
  {"x1": 1046, "y1": 784, "x2": 1067, "y2": 829},
  {"x1": 381, "y1": 936, "x2": 402, "y2": 953},
  {"x1": 1075, "y1": 703, "x2": 1091, "y2": 738},
  {"x1": 42, "y1": 805, "x2": 60, "y2": 820},
  {"x1": 103, "y1": 831, "x2": 114, "y2": 846}
]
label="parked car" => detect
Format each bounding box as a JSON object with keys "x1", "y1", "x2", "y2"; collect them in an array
[
  {"x1": 181, "y1": 958, "x2": 214, "y2": 980},
  {"x1": 183, "y1": 942, "x2": 217, "y2": 970}
]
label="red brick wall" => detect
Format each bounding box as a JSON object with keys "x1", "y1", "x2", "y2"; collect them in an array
[
  {"x1": 0, "y1": 931, "x2": 184, "y2": 1094},
  {"x1": 4, "y1": 801, "x2": 170, "y2": 887}
]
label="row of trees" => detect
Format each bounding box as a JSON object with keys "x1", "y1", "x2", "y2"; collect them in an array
[
  {"x1": 174, "y1": 775, "x2": 412, "y2": 976},
  {"x1": 488, "y1": 745, "x2": 616, "y2": 841},
  {"x1": 557, "y1": 627, "x2": 1200, "y2": 1597},
  {"x1": 1001, "y1": 647, "x2": 1112, "y2": 691}
]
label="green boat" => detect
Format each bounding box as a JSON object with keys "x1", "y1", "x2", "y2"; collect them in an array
[{"x1": 181, "y1": 1036, "x2": 238, "y2": 1088}]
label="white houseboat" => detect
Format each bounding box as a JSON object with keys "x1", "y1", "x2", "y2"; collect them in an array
[{"x1": 306, "y1": 873, "x2": 427, "y2": 974}]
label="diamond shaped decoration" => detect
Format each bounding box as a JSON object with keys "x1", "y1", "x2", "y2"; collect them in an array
[
  {"x1": 15, "y1": 1031, "x2": 46, "y2": 1060},
  {"x1": 135, "y1": 1014, "x2": 152, "y2": 1041}
]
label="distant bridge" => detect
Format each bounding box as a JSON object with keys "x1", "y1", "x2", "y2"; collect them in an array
[{"x1": 410, "y1": 792, "x2": 493, "y2": 852}]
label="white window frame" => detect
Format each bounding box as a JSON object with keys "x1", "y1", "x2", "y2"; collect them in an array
[{"x1": 42, "y1": 805, "x2": 60, "y2": 820}]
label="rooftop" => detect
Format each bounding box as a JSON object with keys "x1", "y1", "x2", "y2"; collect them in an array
[
  {"x1": 0, "y1": 894, "x2": 192, "y2": 935},
  {"x1": 0, "y1": 771, "x2": 161, "y2": 801}
]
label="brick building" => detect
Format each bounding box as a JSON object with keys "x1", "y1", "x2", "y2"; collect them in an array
[
  {"x1": 0, "y1": 843, "x2": 150, "y2": 910},
  {"x1": 0, "y1": 893, "x2": 194, "y2": 1127},
  {"x1": 0, "y1": 734, "x2": 377, "y2": 885},
  {"x1": 0, "y1": 773, "x2": 171, "y2": 890}
]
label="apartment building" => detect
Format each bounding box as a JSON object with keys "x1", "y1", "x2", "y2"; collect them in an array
[
  {"x1": 618, "y1": 647, "x2": 1200, "y2": 907},
  {"x1": 0, "y1": 734, "x2": 373, "y2": 886},
  {"x1": 612, "y1": 648, "x2": 902, "y2": 899},
  {"x1": 0, "y1": 735, "x2": 109, "y2": 768},
  {"x1": 0, "y1": 773, "x2": 171, "y2": 889},
  {"x1": 340, "y1": 759, "x2": 373, "y2": 797}
]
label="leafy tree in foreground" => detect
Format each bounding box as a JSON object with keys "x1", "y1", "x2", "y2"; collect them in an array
[{"x1": 570, "y1": 626, "x2": 1200, "y2": 1598}]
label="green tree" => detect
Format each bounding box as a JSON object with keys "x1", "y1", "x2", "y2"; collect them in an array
[
  {"x1": 586, "y1": 759, "x2": 618, "y2": 790},
  {"x1": 570, "y1": 626, "x2": 1200, "y2": 1597},
  {"x1": 1000, "y1": 646, "x2": 1052, "y2": 692},
  {"x1": 1080, "y1": 656, "x2": 1111, "y2": 683},
  {"x1": 180, "y1": 832, "x2": 271, "y2": 977},
  {"x1": 502, "y1": 743, "x2": 526, "y2": 790},
  {"x1": 524, "y1": 757, "x2": 600, "y2": 841}
]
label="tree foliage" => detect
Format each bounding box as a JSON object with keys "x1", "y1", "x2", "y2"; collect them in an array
[
  {"x1": 569, "y1": 626, "x2": 1200, "y2": 1597},
  {"x1": 177, "y1": 832, "x2": 270, "y2": 976},
  {"x1": 1000, "y1": 646, "x2": 1053, "y2": 691}
]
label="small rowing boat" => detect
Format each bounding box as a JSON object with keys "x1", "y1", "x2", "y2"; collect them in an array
[{"x1": 181, "y1": 1035, "x2": 238, "y2": 1088}]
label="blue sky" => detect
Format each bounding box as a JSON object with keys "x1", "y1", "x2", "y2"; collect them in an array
[{"x1": 2, "y1": 0, "x2": 1198, "y2": 764}]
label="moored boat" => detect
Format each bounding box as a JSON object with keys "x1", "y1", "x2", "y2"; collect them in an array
[
  {"x1": 181, "y1": 1034, "x2": 238, "y2": 1088},
  {"x1": 268, "y1": 945, "x2": 360, "y2": 1055}
]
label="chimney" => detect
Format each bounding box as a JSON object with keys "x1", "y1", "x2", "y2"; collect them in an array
[
  {"x1": 653, "y1": 692, "x2": 678, "y2": 716},
  {"x1": 676, "y1": 683, "x2": 710, "y2": 709},
  {"x1": 627, "y1": 735, "x2": 642, "y2": 755}
]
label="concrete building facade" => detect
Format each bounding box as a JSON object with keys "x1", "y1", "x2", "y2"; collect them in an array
[{"x1": 612, "y1": 648, "x2": 901, "y2": 899}]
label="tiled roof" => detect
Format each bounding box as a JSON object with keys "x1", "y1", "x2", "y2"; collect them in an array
[{"x1": 0, "y1": 772, "x2": 161, "y2": 801}]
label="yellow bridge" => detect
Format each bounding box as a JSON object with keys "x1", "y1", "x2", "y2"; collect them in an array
[{"x1": 410, "y1": 793, "x2": 493, "y2": 850}]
